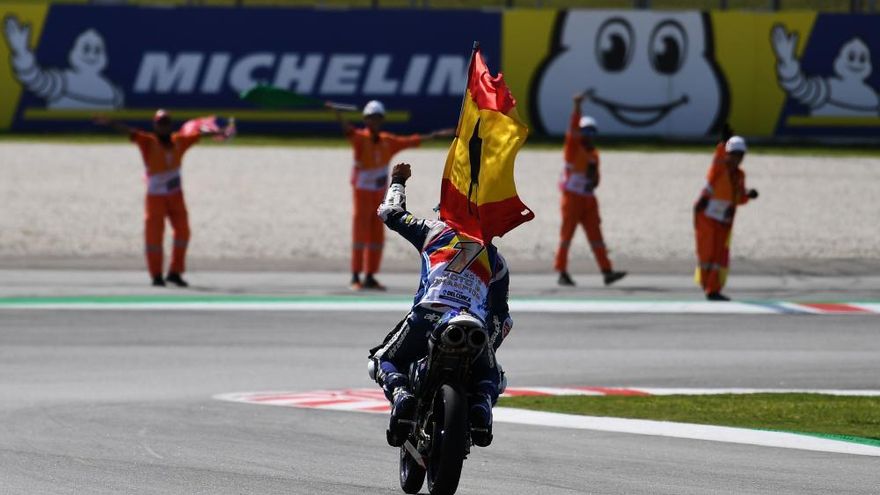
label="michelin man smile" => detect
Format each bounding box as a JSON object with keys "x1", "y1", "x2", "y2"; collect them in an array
[{"x1": 536, "y1": 11, "x2": 725, "y2": 136}]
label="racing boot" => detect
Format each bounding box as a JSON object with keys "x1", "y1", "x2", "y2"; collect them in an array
[
  {"x1": 380, "y1": 371, "x2": 415, "y2": 447},
  {"x1": 469, "y1": 393, "x2": 493, "y2": 447},
  {"x1": 151, "y1": 275, "x2": 166, "y2": 287},
  {"x1": 387, "y1": 386, "x2": 416, "y2": 447}
]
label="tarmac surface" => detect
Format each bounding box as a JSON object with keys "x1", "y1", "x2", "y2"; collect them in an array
[{"x1": 1, "y1": 270, "x2": 878, "y2": 494}]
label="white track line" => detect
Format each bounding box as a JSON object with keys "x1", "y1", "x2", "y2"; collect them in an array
[
  {"x1": 853, "y1": 303, "x2": 880, "y2": 313},
  {"x1": 510, "y1": 300, "x2": 779, "y2": 314},
  {"x1": 630, "y1": 388, "x2": 880, "y2": 396},
  {"x1": 214, "y1": 387, "x2": 880, "y2": 457},
  {"x1": 492, "y1": 408, "x2": 880, "y2": 457}
]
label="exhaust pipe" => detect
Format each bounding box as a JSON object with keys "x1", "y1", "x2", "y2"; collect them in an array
[
  {"x1": 466, "y1": 327, "x2": 489, "y2": 350},
  {"x1": 441, "y1": 325, "x2": 466, "y2": 347}
]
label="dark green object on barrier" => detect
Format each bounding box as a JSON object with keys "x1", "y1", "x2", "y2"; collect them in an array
[{"x1": 240, "y1": 84, "x2": 358, "y2": 111}]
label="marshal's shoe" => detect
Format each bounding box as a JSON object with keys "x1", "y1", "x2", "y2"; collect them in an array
[
  {"x1": 706, "y1": 292, "x2": 730, "y2": 301},
  {"x1": 362, "y1": 275, "x2": 386, "y2": 291},
  {"x1": 602, "y1": 270, "x2": 627, "y2": 286},
  {"x1": 557, "y1": 271, "x2": 576, "y2": 287},
  {"x1": 165, "y1": 272, "x2": 189, "y2": 288}
]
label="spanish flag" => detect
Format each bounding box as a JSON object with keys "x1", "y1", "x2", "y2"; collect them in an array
[{"x1": 439, "y1": 44, "x2": 534, "y2": 243}]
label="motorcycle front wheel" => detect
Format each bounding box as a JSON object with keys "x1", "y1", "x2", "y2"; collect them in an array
[{"x1": 426, "y1": 384, "x2": 468, "y2": 495}]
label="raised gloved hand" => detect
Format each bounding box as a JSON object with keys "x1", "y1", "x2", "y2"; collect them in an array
[
  {"x1": 391, "y1": 163, "x2": 411, "y2": 185},
  {"x1": 747, "y1": 189, "x2": 759, "y2": 200}
]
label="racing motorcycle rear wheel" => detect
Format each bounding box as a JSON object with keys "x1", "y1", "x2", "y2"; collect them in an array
[{"x1": 426, "y1": 384, "x2": 468, "y2": 495}]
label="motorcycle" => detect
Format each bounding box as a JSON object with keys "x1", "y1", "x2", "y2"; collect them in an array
[{"x1": 396, "y1": 316, "x2": 490, "y2": 495}]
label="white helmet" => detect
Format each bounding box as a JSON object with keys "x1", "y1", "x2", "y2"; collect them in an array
[
  {"x1": 578, "y1": 115, "x2": 597, "y2": 130},
  {"x1": 363, "y1": 100, "x2": 385, "y2": 117},
  {"x1": 725, "y1": 136, "x2": 747, "y2": 153}
]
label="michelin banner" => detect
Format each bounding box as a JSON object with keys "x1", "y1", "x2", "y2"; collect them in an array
[
  {"x1": 504, "y1": 9, "x2": 880, "y2": 139},
  {"x1": 0, "y1": 4, "x2": 499, "y2": 133},
  {"x1": 1, "y1": 5, "x2": 878, "y2": 138}
]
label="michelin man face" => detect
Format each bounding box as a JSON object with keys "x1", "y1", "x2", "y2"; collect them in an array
[
  {"x1": 68, "y1": 29, "x2": 107, "y2": 73},
  {"x1": 833, "y1": 38, "x2": 872, "y2": 81},
  {"x1": 536, "y1": 11, "x2": 724, "y2": 136}
]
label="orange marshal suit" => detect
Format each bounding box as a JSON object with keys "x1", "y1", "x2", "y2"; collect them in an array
[
  {"x1": 694, "y1": 143, "x2": 750, "y2": 295},
  {"x1": 348, "y1": 128, "x2": 420, "y2": 274},
  {"x1": 131, "y1": 130, "x2": 200, "y2": 277},
  {"x1": 554, "y1": 110, "x2": 612, "y2": 273}
]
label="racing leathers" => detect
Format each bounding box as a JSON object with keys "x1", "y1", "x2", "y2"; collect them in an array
[{"x1": 368, "y1": 178, "x2": 513, "y2": 445}]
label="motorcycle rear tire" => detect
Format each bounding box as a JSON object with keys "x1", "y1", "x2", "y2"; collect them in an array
[
  {"x1": 399, "y1": 442, "x2": 426, "y2": 494},
  {"x1": 426, "y1": 384, "x2": 468, "y2": 495}
]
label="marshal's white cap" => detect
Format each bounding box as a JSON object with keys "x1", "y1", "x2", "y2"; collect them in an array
[
  {"x1": 363, "y1": 100, "x2": 386, "y2": 117},
  {"x1": 725, "y1": 136, "x2": 747, "y2": 153},
  {"x1": 578, "y1": 115, "x2": 598, "y2": 130}
]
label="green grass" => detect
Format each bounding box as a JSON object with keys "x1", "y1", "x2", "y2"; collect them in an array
[
  {"x1": 497, "y1": 393, "x2": 880, "y2": 441},
  {"x1": 2, "y1": 133, "x2": 880, "y2": 156}
]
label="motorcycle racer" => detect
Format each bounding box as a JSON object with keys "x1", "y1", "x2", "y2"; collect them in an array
[{"x1": 368, "y1": 163, "x2": 512, "y2": 449}]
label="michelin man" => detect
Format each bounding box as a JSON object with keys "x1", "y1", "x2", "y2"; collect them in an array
[
  {"x1": 536, "y1": 11, "x2": 725, "y2": 136},
  {"x1": 4, "y1": 15, "x2": 123, "y2": 109},
  {"x1": 772, "y1": 24, "x2": 878, "y2": 117}
]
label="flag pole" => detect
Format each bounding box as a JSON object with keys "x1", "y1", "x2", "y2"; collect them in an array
[
  {"x1": 440, "y1": 41, "x2": 480, "y2": 224},
  {"x1": 453, "y1": 41, "x2": 479, "y2": 138}
]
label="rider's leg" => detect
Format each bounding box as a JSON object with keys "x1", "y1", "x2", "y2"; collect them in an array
[
  {"x1": 370, "y1": 311, "x2": 435, "y2": 446},
  {"x1": 376, "y1": 362, "x2": 417, "y2": 447},
  {"x1": 372, "y1": 317, "x2": 429, "y2": 398}
]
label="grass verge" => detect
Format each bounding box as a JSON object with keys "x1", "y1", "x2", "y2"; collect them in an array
[{"x1": 497, "y1": 393, "x2": 880, "y2": 441}]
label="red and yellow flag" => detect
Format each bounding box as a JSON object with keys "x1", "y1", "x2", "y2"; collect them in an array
[{"x1": 439, "y1": 44, "x2": 534, "y2": 243}]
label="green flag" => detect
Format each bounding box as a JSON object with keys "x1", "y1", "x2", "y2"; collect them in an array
[{"x1": 240, "y1": 85, "x2": 357, "y2": 111}]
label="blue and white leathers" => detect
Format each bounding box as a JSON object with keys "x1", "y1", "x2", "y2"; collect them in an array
[{"x1": 370, "y1": 181, "x2": 513, "y2": 404}]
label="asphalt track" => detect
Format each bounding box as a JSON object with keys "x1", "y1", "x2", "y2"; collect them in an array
[{"x1": 1, "y1": 270, "x2": 878, "y2": 494}]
